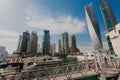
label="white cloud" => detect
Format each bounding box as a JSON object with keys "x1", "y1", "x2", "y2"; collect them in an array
[
  {"x1": 78, "y1": 42, "x2": 93, "y2": 52},
  {"x1": 0, "y1": 37, "x2": 18, "y2": 54},
  {"x1": 0, "y1": 0, "x2": 32, "y2": 54},
  {"x1": 25, "y1": 6, "x2": 86, "y2": 35},
  {"x1": 78, "y1": 41, "x2": 109, "y2": 53},
  {"x1": 0, "y1": 37, "x2": 18, "y2": 43},
  {"x1": 0, "y1": 29, "x2": 19, "y2": 37},
  {"x1": 0, "y1": 29, "x2": 19, "y2": 54},
  {"x1": 0, "y1": 40, "x2": 18, "y2": 54},
  {"x1": 0, "y1": 0, "x2": 20, "y2": 19},
  {"x1": 0, "y1": 1, "x2": 107, "y2": 54},
  {"x1": 79, "y1": 46, "x2": 93, "y2": 53},
  {"x1": 0, "y1": 1, "x2": 89, "y2": 54}
]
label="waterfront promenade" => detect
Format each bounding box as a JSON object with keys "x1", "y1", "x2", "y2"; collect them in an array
[{"x1": 0, "y1": 52, "x2": 120, "y2": 80}]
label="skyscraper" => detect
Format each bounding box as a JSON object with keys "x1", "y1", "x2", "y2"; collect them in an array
[
  {"x1": 50, "y1": 43, "x2": 53, "y2": 55},
  {"x1": 42, "y1": 30, "x2": 50, "y2": 55},
  {"x1": 100, "y1": 0, "x2": 117, "y2": 32},
  {"x1": 50, "y1": 43, "x2": 55, "y2": 56},
  {"x1": 85, "y1": 4, "x2": 103, "y2": 51},
  {"x1": 27, "y1": 31, "x2": 38, "y2": 53},
  {"x1": 53, "y1": 43, "x2": 55, "y2": 56},
  {"x1": 70, "y1": 35, "x2": 79, "y2": 52},
  {"x1": 37, "y1": 44, "x2": 41, "y2": 53},
  {"x1": 62, "y1": 32, "x2": 69, "y2": 55},
  {"x1": 17, "y1": 35, "x2": 22, "y2": 52},
  {"x1": 17, "y1": 31, "x2": 30, "y2": 52},
  {"x1": 58, "y1": 39, "x2": 62, "y2": 53}
]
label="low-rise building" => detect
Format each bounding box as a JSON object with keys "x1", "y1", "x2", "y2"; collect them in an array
[
  {"x1": 106, "y1": 23, "x2": 120, "y2": 55},
  {"x1": 0, "y1": 46, "x2": 8, "y2": 60}
]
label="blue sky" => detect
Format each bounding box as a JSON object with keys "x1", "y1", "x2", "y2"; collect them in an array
[{"x1": 0, "y1": 0, "x2": 120, "y2": 54}]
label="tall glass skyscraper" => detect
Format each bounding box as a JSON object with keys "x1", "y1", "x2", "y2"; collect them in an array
[
  {"x1": 42, "y1": 30, "x2": 50, "y2": 55},
  {"x1": 17, "y1": 31, "x2": 30, "y2": 52},
  {"x1": 100, "y1": 0, "x2": 117, "y2": 53},
  {"x1": 85, "y1": 4, "x2": 103, "y2": 51},
  {"x1": 58, "y1": 39, "x2": 62, "y2": 53},
  {"x1": 100, "y1": 0, "x2": 117, "y2": 32},
  {"x1": 62, "y1": 32, "x2": 69, "y2": 56}
]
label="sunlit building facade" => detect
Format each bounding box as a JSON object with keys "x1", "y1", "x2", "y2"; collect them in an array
[
  {"x1": 106, "y1": 23, "x2": 120, "y2": 55},
  {"x1": 70, "y1": 35, "x2": 79, "y2": 52},
  {"x1": 62, "y1": 32, "x2": 69, "y2": 55},
  {"x1": 27, "y1": 31, "x2": 38, "y2": 53}
]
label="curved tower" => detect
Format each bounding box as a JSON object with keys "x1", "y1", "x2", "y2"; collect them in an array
[
  {"x1": 100, "y1": 0, "x2": 117, "y2": 32},
  {"x1": 85, "y1": 4, "x2": 103, "y2": 51}
]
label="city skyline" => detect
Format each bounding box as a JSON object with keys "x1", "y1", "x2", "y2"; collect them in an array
[{"x1": 0, "y1": 0, "x2": 120, "y2": 54}]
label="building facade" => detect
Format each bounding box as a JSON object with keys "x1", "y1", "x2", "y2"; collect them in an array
[
  {"x1": 0, "y1": 46, "x2": 8, "y2": 59},
  {"x1": 100, "y1": 0, "x2": 117, "y2": 32},
  {"x1": 70, "y1": 35, "x2": 79, "y2": 52},
  {"x1": 106, "y1": 23, "x2": 120, "y2": 55},
  {"x1": 17, "y1": 31, "x2": 30, "y2": 52},
  {"x1": 58, "y1": 39, "x2": 62, "y2": 53},
  {"x1": 85, "y1": 4, "x2": 103, "y2": 51},
  {"x1": 37, "y1": 44, "x2": 41, "y2": 53},
  {"x1": 50, "y1": 43, "x2": 55, "y2": 56},
  {"x1": 62, "y1": 32, "x2": 69, "y2": 55},
  {"x1": 27, "y1": 31, "x2": 38, "y2": 53},
  {"x1": 17, "y1": 35, "x2": 22, "y2": 52},
  {"x1": 42, "y1": 30, "x2": 50, "y2": 55}
]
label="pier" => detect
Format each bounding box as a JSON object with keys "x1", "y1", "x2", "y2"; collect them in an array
[{"x1": 0, "y1": 52, "x2": 120, "y2": 80}]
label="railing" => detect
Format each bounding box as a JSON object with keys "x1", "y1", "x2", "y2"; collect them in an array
[
  {"x1": 0, "y1": 60, "x2": 99, "y2": 80},
  {"x1": 0, "y1": 53, "x2": 120, "y2": 80}
]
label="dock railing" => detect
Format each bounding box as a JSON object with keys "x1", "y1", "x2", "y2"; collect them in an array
[{"x1": 0, "y1": 51, "x2": 120, "y2": 80}]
